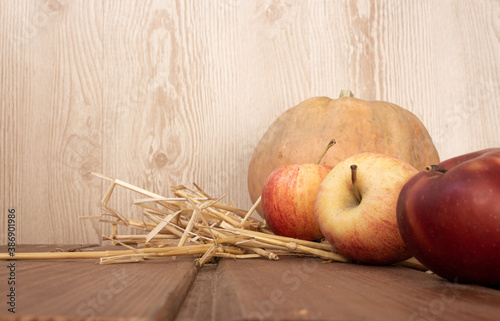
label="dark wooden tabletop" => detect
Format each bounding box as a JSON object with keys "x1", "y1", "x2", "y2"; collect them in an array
[{"x1": 1, "y1": 245, "x2": 499, "y2": 321}]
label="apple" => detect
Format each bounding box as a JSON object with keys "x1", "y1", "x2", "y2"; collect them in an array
[
  {"x1": 260, "y1": 139, "x2": 336, "y2": 240},
  {"x1": 261, "y1": 163, "x2": 332, "y2": 240},
  {"x1": 397, "y1": 148, "x2": 500, "y2": 286},
  {"x1": 315, "y1": 152, "x2": 418, "y2": 264}
]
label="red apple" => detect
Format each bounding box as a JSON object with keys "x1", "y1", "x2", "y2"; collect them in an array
[
  {"x1": 261, "y1": 163, "x2": 331, "y2": 240},
  {"x1": 315, "y1": 152, "x2": 418, "y2": 265},
  {"x1": 397, "y1": 148, "x2": 500, "y2": 286}
]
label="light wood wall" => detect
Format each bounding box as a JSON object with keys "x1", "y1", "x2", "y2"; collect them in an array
[{"x1": 1, "y1": 0, "x2": 499, "y2": 244}]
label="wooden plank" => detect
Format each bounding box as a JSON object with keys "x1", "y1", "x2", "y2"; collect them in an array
[
  {"x1": 212, "y1": 256, "x2": 500, "y2": 321},
  {"x1": 0, "y1": 245, "x2": 198, "y2": 320},
  {"x1": 2, "y1": 246, "x2": 500, "y2": 320},
  {"x1": 175, "y1": 264, "x2": 217, "y2": 321}
]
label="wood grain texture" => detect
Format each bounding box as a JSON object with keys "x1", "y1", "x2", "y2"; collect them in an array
[
  {"x1": 176, "y1": 264, "x2": 217, "y2": 321},
  {"x1": 211, "y1": 257, "x2": 500, "y2": 321},
  {"x1": 1, "y1": 0, "x2": 103, "y2": 244},
  {"x1": 1, "y1": 0, "x2": 500, "y2": 244},
  {"x1": 0, "y1": 245, "x2": 199, "y2": 320},
  {"x1": 0, "y1": 246, "x2": 499, "y2": 320}
]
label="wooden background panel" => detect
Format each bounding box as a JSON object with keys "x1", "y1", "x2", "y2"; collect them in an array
[
  {"x1": 1, "y1": 0, "x2": 499, "y2": 244},
  {"x1": 309, "y1": 0, "x2": 500, "y2": 159},
  {"x1": 101, "y1": 0, "x2": 178, "y2": 234},
  {"x1": 1, "y1": 0, "x2": 103, "y2": 244},
  {"x1": 101, "y1": 0, "x2": 245, "y2": 233}
]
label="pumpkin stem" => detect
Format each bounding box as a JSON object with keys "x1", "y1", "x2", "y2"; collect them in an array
[
  {"x1": 317, "y1": 139, "x2": 336, "y2": 164},
  {"x1": 425, "y1": 165, "x2": 448, "y2": 173},
  {"x1": 350, "y1": 164, "x2": 362, "y2": 203},
  {"x1": 339, "y1": 90, "x2": 354, "y2": 98}
]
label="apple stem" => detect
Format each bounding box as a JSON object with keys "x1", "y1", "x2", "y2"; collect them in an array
[
  {"x1": 350, "y1": 164, "x2": 362, "y2": 203},
  {"x1": 316, "y1": 139, "x2": 336, "y2": 164},
  {"x1": 425, "y1": 165, "x2": 448, "y2": 173}
]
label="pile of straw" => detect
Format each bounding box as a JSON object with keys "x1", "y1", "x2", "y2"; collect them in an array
[{"x1": 83, "y1": 173, "x2": 350, "y2": 266}]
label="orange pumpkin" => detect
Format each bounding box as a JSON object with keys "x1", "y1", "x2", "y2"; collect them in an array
[{"x1": 248, "y1": 90, "x2": 440, "y2": 216}]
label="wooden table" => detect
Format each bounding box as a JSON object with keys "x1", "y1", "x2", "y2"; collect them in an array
[{"x1": 1, "y1": 245, "x2": 499, "y2": 320}]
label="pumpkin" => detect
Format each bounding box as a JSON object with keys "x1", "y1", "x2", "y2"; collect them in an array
[{"x1": 248, "y1": 90, "x2": 440, "y2": 217}]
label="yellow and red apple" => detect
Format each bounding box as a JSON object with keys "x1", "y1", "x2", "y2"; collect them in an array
[
  {"x1": 315, "y1": 152, "x2": 417, "y2": 265},
  {"x1": 261, "y1": 163, "x2": 331, "y2": 240}
]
